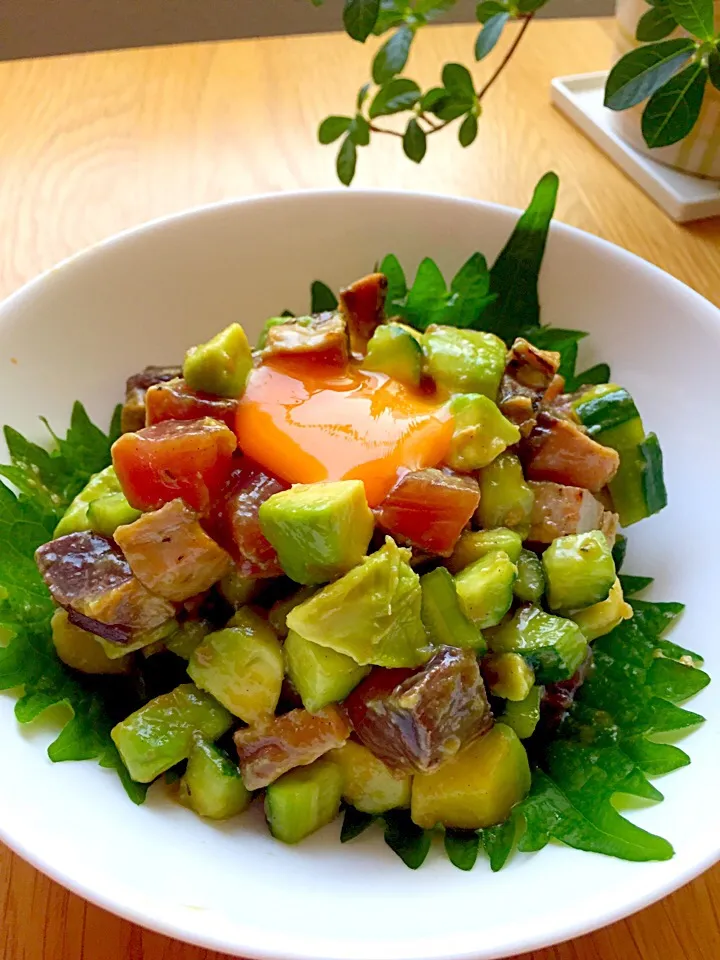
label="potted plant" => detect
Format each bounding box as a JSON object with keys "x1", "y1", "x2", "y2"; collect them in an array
[{"x1": 310, "y1": 0, "x2": 720, "y2": 184}]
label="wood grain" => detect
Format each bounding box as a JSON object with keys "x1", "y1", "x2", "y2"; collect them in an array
[{"x1": 0, "y1": 17, "x2": 718, "y2": 960}]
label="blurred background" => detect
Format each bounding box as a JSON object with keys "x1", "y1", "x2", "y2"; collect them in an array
[{"x1": 0, "y1": 0, "x2": 614, "y2": 60}]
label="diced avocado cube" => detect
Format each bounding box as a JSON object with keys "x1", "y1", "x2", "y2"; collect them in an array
[
  {"x1": 482, "y1": 652, "x2": 535, "y2": 701},
  {"x1": 268, "y1": 587, "x2": 316, "y2": 638},
  {"x1": 447, "y1": 528, "x2": 523, "y2": 573},
  {"x1": 411, "y1": 725, "x2": 531, "y2": 829},
  {"x1": 264, "y1": 758, "x2": 343, "y2": 844},
  {"x1": 513, "y1": 549, "x2": 545, "y2": 603},
  {"x1": 499, "y1": 685, "x2": 543, "y2": 740},
  {"x1": 51, "y1": 608, "x2": 132, "y2": 675},
  {"x1": 188, "y1": 608, "x2": 283, "y2": 723},
  {"x1": 542, "y1": 530, "x2": 615, "y2": 612},
  {"x1": 454, "y1": 551, "x2": 516, "y2": 629},
  {"x1": 423, "y1": 326, "x2": 506, "y2": 399},
  {"x1": 95, "y1": 617, "x2": 178, "y2": 660},
  {"x1": 165, "y1": 619, "x2": 212, "y2": 660},
  {"x1": 329, "y1": 740, "x2": 411, "y2": 814},
  {"x1": 445, "y1": 394, "x2": 520, "y2": 471},
  {"x1": 569, "y1": 577, "x2": 632, "y2": 642},
  {"x1": 86, "y1": 492, "x2": 142, "y2": 537},
  {"x1": 420, "y1": 566, "x2": 485, "y2": 652},
  {"x1": 284, "y1": 630, "x2": 370, "y2": 713},
  {"x1": 363, "y1": 324, "x2": 424, "y2": 387},
  {"x1": 489, "y1": 605, "x2": 588, "y2": 683},
  {"x1": 54, "y1": 465, "x2": 122, "y2": 537},
  {"x1": 476, "y1": 452, "x2": 534, "y2": 533},
  {"x1": 286, "y1": 538, "x2": 431, "y2": 668},
  {"x1": 111, "y1": 683, "x2": 233, "y2": 783},
  {"x1": 183, "y1": 322, "x2": 253, "y2": 398},
  {"x1": 259, "y1": 480, "x2": 374, "y2": 585},
  {"x1": 179, "y1": 737, "x2": 252, "y2": 820},
  {"x1": 218, "y1": 570, "x2": 260, "y2": 608}
]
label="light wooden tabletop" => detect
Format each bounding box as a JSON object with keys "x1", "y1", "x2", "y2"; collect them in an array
[{"x1": 0, "y1": 16, "x2": 718, "y2": 960}]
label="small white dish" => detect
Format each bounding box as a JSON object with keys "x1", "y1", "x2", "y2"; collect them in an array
[
  {"x1": 0, "y1": 190, "x2": 718, "y2": 960},
  {"x1": 551, "y1": 71, "x2": 720, "y2": 223}
]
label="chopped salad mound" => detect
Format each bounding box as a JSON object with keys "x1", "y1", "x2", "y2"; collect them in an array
[{"x1": 0, "y1": 174, "x2": 710, "y2": 870}]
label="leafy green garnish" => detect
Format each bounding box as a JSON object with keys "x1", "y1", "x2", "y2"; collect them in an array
[
  {"x1": 382, "y1": 809, "x2": 432, "y2": 868},
  {"x1": 310, "y1": 280, "x2": 339, "y2": 313},
  {"x1": 444, "y1": 829, "x2": 479, "y2": 871},
  {"x1": 340, "y1": 805, "x2": 376, "y2": 842},
  {"x1": 0, "y1": 404, "x2": 147, "y2": 803}
]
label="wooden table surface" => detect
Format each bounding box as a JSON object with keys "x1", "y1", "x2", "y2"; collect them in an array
[{"x1": 0, "y1": 16, "x2": 718, "y2": 960}]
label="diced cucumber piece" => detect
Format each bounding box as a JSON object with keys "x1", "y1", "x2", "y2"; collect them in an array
[
  {"x1": 86, "y1": 492, "x2": 141, "y2": 537},
  {"x1": 411, "y1": 725, "x2": 530, "y2": 829},
  {"x1": 542, "y1": 531, "x2": 615, "y2": 612},
  {"x1": 165, "y1": 620, "x2": 211, "y2": 660},
  {"x1": 329, "y1": 740, "x2": 411, "y2": 814},
  {"x1": 513, "y1": 549, "x2": 545, "y2": 603},
  {"x1": 447, "y1": 528, "x2": 523, "y2": 573},
  {"x1": 268, "y1": 586, "x2": 316, "y2": 638},
  {"x1": 445, "y1": 394, "x2": 520, "y2": 472},
  {"x1": 423, "y1": 326, "x2": 506, "y2": 399},
  {"x1": 455, "y1": 551, "x2": 516, "y2": 629},
  {"x1": 264, "y1": 759, "x2": 343, "y2": 844},
  {"x1": 476, "y1": 452, "x2": 534, "y2": 533},
  {"x1": 179, "y1": 738, "x2": 252, "y2": 820},
  {"x1": 420, "y1": 566, "x2": 485, "y2": 652},
  {"x1": 188, "y1": 608, "x2": 283, "y2": 723},
  {"x1": 259, "y1": 480, "x2": 374, "y2": 585},
  {"x1": 499, "y1": 685, "x2": 543, "y2": 740},
  {"x1": 54, "y1": 465, "x2": 122, "y2": 537},
  {"x1": 572, "y1": 384, "x2": 640, "y2": 437},
  {"x1": 111, "y1": 683, "x2": 233, "y2": 783},
  {"x1": 284, "y1": 630, "x2": 369, "y2": 712},
  {"x1": 568, "y1": 577, "x2": 632, "y2": 641},
  {"x1": 489, "y1": 606, "x2": 588, "y2": 683},
  {"x1": 363, "y1": 324, "x2": 424, "y2": 386},
  {"x1": 483, "y1": 652, "x2": 534, "y2": 701}
]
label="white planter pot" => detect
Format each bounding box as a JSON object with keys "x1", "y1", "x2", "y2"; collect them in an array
[{"x1": 611, "y1": 0, "x2": 720, "y2": 180}]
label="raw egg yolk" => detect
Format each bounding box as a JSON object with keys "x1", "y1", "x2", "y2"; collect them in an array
[{"x1": 235, "y1": 358, "x2": 453, "y2": 507}]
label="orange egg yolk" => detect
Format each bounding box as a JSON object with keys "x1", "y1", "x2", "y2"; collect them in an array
[{"x1": 235, "y1": 358, "x2": 454, "y2": 506}]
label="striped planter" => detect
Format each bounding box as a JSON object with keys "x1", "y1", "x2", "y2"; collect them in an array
[{"x1": 611, "y1": 0, "x2": 720, "y2": 180}]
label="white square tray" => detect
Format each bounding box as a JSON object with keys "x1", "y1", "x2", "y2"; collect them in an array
[{"x1": 551, "y1": 71, "x2": 720, "y2": 223}]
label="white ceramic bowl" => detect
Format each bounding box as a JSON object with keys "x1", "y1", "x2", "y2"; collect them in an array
[{"x1": 0, "y1": 191, "x2": 718, "y2": 960}]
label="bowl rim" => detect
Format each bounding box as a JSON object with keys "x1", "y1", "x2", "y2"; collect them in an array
[{"x1": 0, "y1": 187, "x2": 718, "y2": 960}]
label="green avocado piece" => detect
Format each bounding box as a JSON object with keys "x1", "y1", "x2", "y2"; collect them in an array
[
  {"x1": 188, "y1": 607, "x2": 284, "y2": 723},
  {"x1": 420, "y1": 566, "x2": 485, "y2": 652},
  {"x1": 183, "y1": 322, "x2": 253, "y2": 398},
  {"x1": 423, "y1": 326, "x2": 506, "y2": 399},
  {"x1": 284, "y1": 629, "x2": 370, "y2": 713},
  {"x1": 286, "y1": 538, "x2": 432, "y2": 668},
  {"x1": 268, "y1": 587, "x2": 316, "y2": 638},
  {"x1": 489, "y1": 605, "x2": 588, "y2": 683},
  {"x1": 454, "y1": 551, "x2": 517, "y2": 629},
  {"x1": 265, "y1": 758, "x2": 343, "y2": 844},
  {"x1": 179, "y1": 737, "x2": 252, "y2": 820},
  {"x1": 476, "y1": 452, "x2": 534, "y2": 534},
  {"x1": 54, "y1": 465, "x2": 122, "y2": 537},
  {"x1": 445, "y1": 394, "x2": 520, "y2": 471},
  {"x1": 513, "y1": 549, "x2": 545, "y2": 603},
  {"x1": 482, "y1": 651, "x2": 535, "y2": 701},
  {"x1": 111, "y1": 683, "x2": 233, "y2": 783},
  {"x1": 363, "y1": 324, "x2": 424, "y2": 386},
  {"x1": 499, "y1": 685, "x2": 543, "y2": 740},
  {"x1": 86, "y1": 492, "x2": 141, "y2": 537},
  {"x1": 165, "y1": 619, "x2": 212, "y2": 660},
  {"x1": 259, "y1": 480, "x2": 374, "y2": 585},
  {"x1": 447, "y1": 528, "x2": 523, "y2": 573},
  {"x1": 542, "y1": 530, "x2": 615, "y2": 612}
]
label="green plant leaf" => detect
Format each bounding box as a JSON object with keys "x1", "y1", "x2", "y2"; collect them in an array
[
  {"x1": 655, "y1": 636, "x2": 703, "y2": 666},
  {"x1": 441, "y1": 63, "x2": 476, "y2": 105},
  {"x1": 641, "y1": 61, "x2": 708, "y2": 147},
  {"x1": 403, "y1": 257, "x2": 448, "y2": 329},
  {"x1": 459, "y1": 113, "x2": 479, "y2": 146},
  {"x1": 383, "y1": 809, "x2": 432, "y2": 868},
  {"x1": 415, "y1": 0, "x2": 458, "y2": 21},
  {"x1": 612, "y1": 534, "x2": 628, "y2": 571},
  {"x1": 621, "y1": 738, "x2": 690, "y2": 776},
  {"x1": 372, "y1": 0, "x2": 407, "y2": 34},
  {"x1": 433, "y1": 96, "x2": 473, "y2": 122},
  {"x1": 341, "y1": 805, "x2": 377, "y2": 841},
  {"x1": 369, "y1": 78, "x2": 421, "y2": 117},
  {"x1": 310, "y1": 280, "x2": 339, "y2": 313},
  {"x1": 475, "y1": 12, "x2": 510, "y2": 60},
  {"x1": 516, "y1": 0, "x2": 551, "y2": 9},
  {"x1": 373, "y1": 26, "x2": 414, "y2": 83},
  {"x1": 343, "y1": 0, "x2": 381, "y2": 41},
  {"x1": 403, "y1": 118, "x2": 427, "y2": 162},
  {"x1": 482, "y1": 172, "x2": 559, "y2": 342},
  {"x1": 645, "y1": 657, "x2": 710, "y2": 702},
  {"x1": 336, "y1": 135, "x2": 358, "y2": 185},
  {"x1": 636, "y1": 6, "x2": 678, "y2": 41},
  {"x1": 619, "y1": 574, "x2": 654, "y2": 596},
  {"x1": 604, "y1": 38, "x2": 697, "y2": 110},
  {"x1": 379, "y1": 253, "x2": 408, "y2": 305},
  {"x1": 444, "y1": 829, "x2": 480, "y2": 870},
  {"x1": 476, "y1": 1, "x2": 508, "y2": 23},
  {"x1": 709, "y1": 50, "x2": 720, "y2": 91},
  {"x1": 357, "y1": 82, "x2": 372, "y2": 109},
  {"x1": 446, "y1": 252, "x2": 493, "y2": 326},
  {"x1": 318, "y1": 115, "x2": 353, "y2": 144},
  {"x1": 479, "y1": 817, "x2": 517, "y2": 871},
  {"x1": 569, "y1": 362, "x2": 611, "y2": 389},
  {"x1": 350, "y1": 114, "x2": 371, "y2": 146},
  {"x1": 666, "y1": 0, "x2": 715, "y2": 39}
]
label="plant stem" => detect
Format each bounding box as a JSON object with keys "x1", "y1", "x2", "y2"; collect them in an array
[{"x1": 477, "y1": 14, "x2": 534, "y2": 101}]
